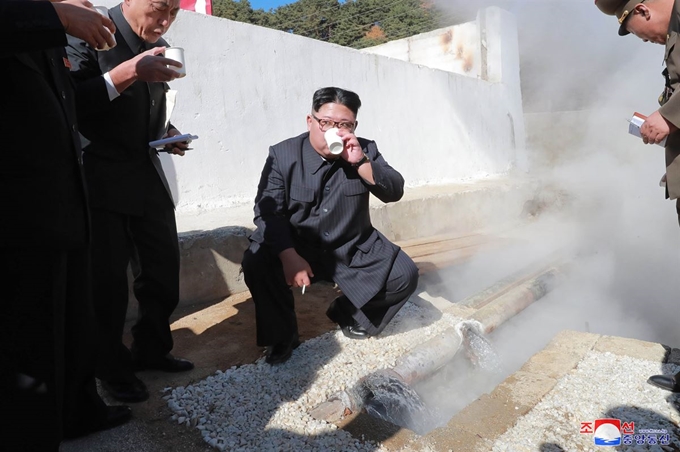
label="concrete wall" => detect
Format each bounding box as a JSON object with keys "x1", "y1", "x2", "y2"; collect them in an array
[
  {"x1": 362, "y1": 22, "x2": 482, "y2": 79},
  {"x1": 363, "y1": 7, "x2": 526, "y2": 172},
  {"x1": 94, "y1": 3, "x2": 526, "y2": 219}
]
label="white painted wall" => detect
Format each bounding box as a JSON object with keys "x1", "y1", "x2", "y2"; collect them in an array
[
  {"x1": 363, "y1": 7, "x2": 526, "y2": 171},
  {"x1": 90, "y1": 3, "x2": 526, "y2": 217},
  {"x1": 363, "y1": 22, "x2": 482, "y2": 79}
]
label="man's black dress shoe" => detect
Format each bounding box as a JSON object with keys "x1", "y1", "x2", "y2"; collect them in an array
[
  {"x1": 64, "y1": 405, "x2": 132, "y2": 439},
  {"x1": 100, "y1": 376, "x2": 149, "y2": 403},
  {"x1": 327, "y1": 297, "x2": 371, "y2": 339},
  {"x1": 648, "y1": 373, "x2": 680, "y2": 392},
  {"x1": 341, "y1": 321, "x2": 371, "y2": 340},
  {"x1": 265, "y1": 338, "x2": 301, "y2": 365},
  {"x1": 133, "y1": 354, "x2": 194, "y2": 373}
]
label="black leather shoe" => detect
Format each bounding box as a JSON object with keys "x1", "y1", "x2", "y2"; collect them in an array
[
  {"x1": 648, "y1": 373, "x2": 680, "y2": 392},
  {"x1": 265, "y1": 338, "x2": 301, "y2": 365},
  {"x1": 100, "y1": 376, "x2": 149, "y2": 403},
  {"x1": 341, "y1": 321, "x2": 371, "y2": 340},
  {"x1": 64, "y1": 405, "x2": 132, "y2": 439},
  {"x1": 100, "y1": 405, "x2": 133, "y2": 430},
  {"x1": 133, "y1": 354, "x2": 194, "y2": 373}
]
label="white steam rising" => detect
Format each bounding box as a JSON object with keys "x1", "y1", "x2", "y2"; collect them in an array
[{"x1": 416, "y1": 0, "x2": 680, "y2": 423}]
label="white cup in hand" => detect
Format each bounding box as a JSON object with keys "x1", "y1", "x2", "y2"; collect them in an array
[
  {"x1": 324, "y1": 128, "x2": 344, "y2": 155},
  {"x1": 93, "y1": 6, "x2": 116, "y2": 51},
  {"x1": 164, "y1": 47, "x2": 186, "y2": 78}
]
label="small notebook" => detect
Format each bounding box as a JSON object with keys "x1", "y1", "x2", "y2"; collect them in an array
[{"x1": 628, "y1": 112, "x2": 667, "y2": 147}]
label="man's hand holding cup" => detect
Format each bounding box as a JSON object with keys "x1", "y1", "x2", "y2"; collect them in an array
[
  {"x1": 335, "y1": 128, "x2": 365, "y2": 165},
  {"x1": 52, "y1": 0, "x2": 116, "y2": 51},
  {"x1": 132, "y1": 47, "x2": 182, "y2": 83}
]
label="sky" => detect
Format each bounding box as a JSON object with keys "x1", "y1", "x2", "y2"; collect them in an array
[{"x1": 249, "y1": 0, "x2": 294, "y2": 10}]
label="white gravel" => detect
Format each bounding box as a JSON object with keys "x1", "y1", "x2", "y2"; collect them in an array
[
  {"x1": 492, "y1": 351, "x2": 680, "y2": 452},
  {"x1": 165, "y1": 301, "x2": 463, "y2": 451}
]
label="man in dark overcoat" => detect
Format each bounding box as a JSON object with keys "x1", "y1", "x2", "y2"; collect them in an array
[
  {"x1": 66, "y1": 0, "x2": 193, "y2": 403},
  {"x1": 0, "y1": 0, "x2": 130, "y2": 448},
  {"x1": 242, "y1": 87, "x2": 419, "y2": 364}
]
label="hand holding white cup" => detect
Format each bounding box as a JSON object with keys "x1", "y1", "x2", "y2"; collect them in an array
[
  {"x1": 324, "y1": 128, "x2": 344, "y2": 155},
  {"x1": 93, "y1": 6, "x2": 116, "y2": 51},
  {"x1": 164, "y1": 47, "x2": 186, "y2": 78}
]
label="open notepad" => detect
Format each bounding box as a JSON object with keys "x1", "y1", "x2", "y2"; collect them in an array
[{"x1": 628, "y1": 112, "x2": 667, "y2": 147}]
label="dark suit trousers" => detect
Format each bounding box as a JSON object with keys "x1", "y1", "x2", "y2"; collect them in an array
[
  {"x1": 0, "y1": 247, "x2": 107, "y2": 451},
  {"x1": 91, "y1": 167, "x2": 180, "y2": 381},
  {"x1": 242, "y1": 242, "x2": 419, "y2": 345}
]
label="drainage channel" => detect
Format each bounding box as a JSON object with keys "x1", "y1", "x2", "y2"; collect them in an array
[{"x1": 309, "y1": 254, "x2": 568, "y2": 435}]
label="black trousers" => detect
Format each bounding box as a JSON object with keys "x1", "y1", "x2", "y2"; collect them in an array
[
  {"x1": 0, "y1": 247, "x2": 108, "y2": 451},
  {"x1": 242, "y1": 242, "x2": 419, "y2": 346},
  {"x1": 91, "y1": 172, "x2": 180, "y2": 382}
]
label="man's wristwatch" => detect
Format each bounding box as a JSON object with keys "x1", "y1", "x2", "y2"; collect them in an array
[{"x1": 351, "y1": 152, "x2": 370, "y2": 168}]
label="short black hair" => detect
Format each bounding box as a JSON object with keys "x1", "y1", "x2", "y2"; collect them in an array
[{"x1": 312, "y1": 87, "x2": 362, "y2": 117}]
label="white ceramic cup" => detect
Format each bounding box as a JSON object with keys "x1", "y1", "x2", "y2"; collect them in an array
[
  {"x1": 164, "y1": 47, "x2": 186, "y2": 78},
  {"x1": 324, "y1": 128, "x2": 344, "y2": 155},
  {"x1": 93, "y1": 6, "x2": 116, "y2": 51}
]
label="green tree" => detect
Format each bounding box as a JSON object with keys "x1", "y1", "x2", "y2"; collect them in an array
[
  {"x1": 212, "y1": 0, "x2": 270, "y2": 26},
  {"x1": 213, "y1": 0, "x2": 443, "y2": 49}
]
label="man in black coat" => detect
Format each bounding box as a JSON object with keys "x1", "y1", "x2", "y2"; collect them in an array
[
  {"x1": 66, "y1": 0, "x2": 194, "y2": 403},
  {"x1": 242, "y1": 87, "x2": 419, "y2": 365},
  {"x1": 0, "y1": 0, "x2": 130, "y2": 449}
]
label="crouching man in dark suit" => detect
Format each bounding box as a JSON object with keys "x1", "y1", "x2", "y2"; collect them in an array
[{"x1": 242, "y1": 87, "x2": 419, "y2": 365}]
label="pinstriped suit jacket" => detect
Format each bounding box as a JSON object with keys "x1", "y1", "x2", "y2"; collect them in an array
[{"x1": 250, "y1": 132, "x2": 406, "y2": 308}]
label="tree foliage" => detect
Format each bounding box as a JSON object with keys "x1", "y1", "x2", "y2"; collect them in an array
[{"x1": 212, "y1": 0, "x2": 442, "y2": 49}]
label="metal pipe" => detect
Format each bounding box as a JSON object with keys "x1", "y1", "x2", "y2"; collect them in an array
[{"x1": 309, "y1": 261, "x2": 566, "y2": 424}]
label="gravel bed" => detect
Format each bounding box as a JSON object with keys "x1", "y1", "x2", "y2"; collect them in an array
[
  {"x1": 165, "y1": 302, "x2": 462, "y2": 451},
  {"x1": 492, "y1": 351, "x2": 680, "y2": 452}
]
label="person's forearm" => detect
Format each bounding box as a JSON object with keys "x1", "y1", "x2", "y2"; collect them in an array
[
  {"x1": 278, "y1": 248, "x2": 297, "y2": 260},
  {"x1": 108, "y1": 61, "x2": 138, "y2": 93},
  {"x1": 356, "y1": 162, "x2": 375, "y2": 185}
]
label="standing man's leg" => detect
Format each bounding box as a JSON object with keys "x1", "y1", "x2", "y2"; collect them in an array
[
  {"x1": 90, "y1": 207, "x2": 149, "y2": 402},
  {"x1": 646, "y1": 199, "x2": 680, "y2": 392},
  {"x1": 0, "y1": 249, "x2": 67, "y2": 451},
  {"x1": 128, "y1": 169, "x2": 192, "y2": 372},
  {"x1": 62, "y1": 248, "x2": 131, "y2": 438}
]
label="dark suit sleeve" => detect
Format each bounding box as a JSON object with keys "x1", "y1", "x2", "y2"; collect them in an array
[
  {"x1": 252, "y1": 148, "x2": 295, "y2": 254},
  {"x1": 362, "y1": 140, "x2": 405, "y2": 203},
  {"x1": 66, "y1": 34, "x2": 111, "y2": 115},
  {"x1": 0, "y1": 0, "x2": 66, "y2": 57}
]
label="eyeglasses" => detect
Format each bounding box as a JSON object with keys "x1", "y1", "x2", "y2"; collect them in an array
[{"x1": 311, "y1": 113, "x2": 356, "y2": 132}]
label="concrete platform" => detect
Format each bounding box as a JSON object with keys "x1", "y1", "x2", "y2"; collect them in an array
[
  {"x1": 127, "y1": 177, "x2": 537, "y2": 316},
  {"x1": 344, "y1": 330, "x2": 680, "y2": 451},
  {"x1": 62, "y1": 223, "x2": 539, "y2": 452},
  {"x1": 64, "y1": 278, "x2": 680, "y2": 452}
]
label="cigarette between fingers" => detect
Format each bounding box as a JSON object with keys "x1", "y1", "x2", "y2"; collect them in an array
[{"x1": 302, "y1": 285, "x2": 306, "y2": 295}]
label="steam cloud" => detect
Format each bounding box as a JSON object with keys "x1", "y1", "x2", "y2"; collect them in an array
[{"x1": 415, "y1": 0, "x2": 680, "y2": 422}]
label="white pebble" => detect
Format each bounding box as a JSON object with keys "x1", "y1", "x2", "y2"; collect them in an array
[{"x1": 164, "y1": 302, "x2": 457, "y2": 451}]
